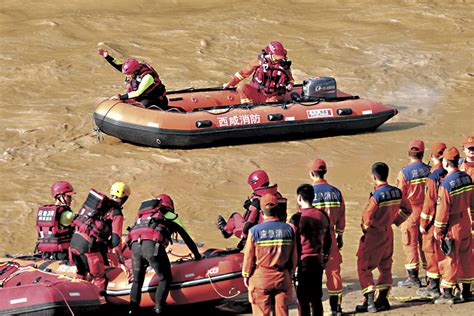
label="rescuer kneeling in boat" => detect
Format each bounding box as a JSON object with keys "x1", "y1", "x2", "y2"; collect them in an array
[
  {"x1": 216, "y1": 169, "x2": 287, "y2": 250},
  {"x1": 35, "y1": 180, "x2": 76, "y2": 261},
  {"x1": 127, "y1": 194, "x2": 202, "y2": 315},
  {"x1": 242, "y1": 193, "x2": 297, "y2": 316},
  {"x1": 98, "y1": 48, "x2": 169, "y2": 109},
  {"x1": 223, "y1": 41, "x2": 294, "y2": 104}
]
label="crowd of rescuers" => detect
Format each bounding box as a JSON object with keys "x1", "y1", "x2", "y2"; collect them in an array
[
  {"x1": 98, "y1": 40, "x2": 294, "y2": 110},
  {"x1": 35, "y1": 136, "x2": 474, "y2": 315}
]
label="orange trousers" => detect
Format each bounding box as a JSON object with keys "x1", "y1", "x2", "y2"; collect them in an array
[
  {"x1": 357, "y1": 228, "x2": 393, "y2": 294},
  {"x1": 421, "y1": 225, "x2": 444, "y2": 279},
  {"x1": 326, "y1": 236, "x2": 343, "y2": 298},
  {"x1": 438, "y1": 220, "x2": 473, "y2": 289},
  {"x1": 248, "y1": 269, "x2": 293, "y2": 316},
  {"x1": 400, "y1": 204, "x2": 426, "y2": 271}
]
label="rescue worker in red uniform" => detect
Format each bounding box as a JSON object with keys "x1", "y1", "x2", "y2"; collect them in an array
[
  {"x1": 224, "y1": 41, "x2": 294, "y2": 104},
  {"x1": 433, "y1": 147, "x2": 474, "y2": 304},
  {"x1": 70, "y1": 189, "x2": 113, "y2": 293},
  {"x1": 35, "y1": 181, "x2": 76, "y2": 261},
  {"x1": 397, "y1": 139, "x2": 431, "y2": 287},
  {"x1": 417, "y1": 142, "x2": 447, "y2": 298},
  {"x1": 356, "y1": 162, "x2": 412, "y2": 313},
  {"x1": 98, "y1": 48, "x2": 168, "y2": 109},
  {"x1": 99, "y1": 182, "x2": 129, "y2": 266},
  {"x1": 308, "y1": 159, "x2": 345, "y2": 316},
  {"x1": 242, "y1": 193, "x2": 297, "y2": 316},
  {"x1": 127, "y1": 194, "x2": 201, "y2": 315},
  {"x1": 216, "y1": 170, "x2": 287, "y2": 249},
  {"x1": 460, "y1": 135, "x2": 474, "y2": 179},
  {"x1": 290, "y1": 184, "x2": 331, "y2": 316}
]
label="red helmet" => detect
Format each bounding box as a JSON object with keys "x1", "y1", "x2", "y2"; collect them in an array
[
  {"x1": 247, "y1": 170, "x2": 270, "y2": 190},
  {"x1": 51, "y1": 180, "x2": 75, "y2": 198},
  {"x1": 122, "y1": 58, "x2": 140, "y2": 74},
  {"x1": 155, "y1": 194, "x2": 174, "y2": 211},
  {"x1": 264, "y1": 41, "x2": 287, "y2": 57}
]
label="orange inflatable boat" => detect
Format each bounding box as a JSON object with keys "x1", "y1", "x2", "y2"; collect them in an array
[
  {"x1": 1, "y1": 243, "x2": 246, "y2": 308},
  {"x1": 0, "y1": 262, "x2": 103, "y2": 315},
  {"x1": 93, "y1": 78, "x2": 398, "y2": 148}
]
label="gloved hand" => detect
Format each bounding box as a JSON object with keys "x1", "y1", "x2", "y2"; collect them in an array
[
  {"x1": 243, "y1": 198, "x2": 251, "y2": 210},
  {"x1": 286, "y1": 83, "x2": 294, "y2": 91},
  {"x1": 98, "y1": 48, "x2": 108, "y2": 58},
  {"x1": 419, "y1": 225, "x2": 426, "y2": 235},
  {"x1": 222, "y1": 83, "x2": 230, "y2": 89},
  {"x1": 336, "y1": 234, "x2": 344, "y2": 249},
  {"x1": 243, "y1": 277, "x2": 249, "y2": 288},
  {"x1": 110, "y1": 94, "x2": 120, "y2": 100}
]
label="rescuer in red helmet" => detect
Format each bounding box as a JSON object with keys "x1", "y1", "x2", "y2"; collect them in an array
[
  {"x1": 216, "y1": 169, "x2": 287, "y2": 250},
  {"x1": 98, "y1": 48, "x2": 168, "y2": 109},
  {"x1": 223, "y1": 41, "x2": 294, "y2": 104},
  {"x1": 35, "y1": 181, "x2": 76, "y2": 261},
  {"x1": 127, "y1": 194, "x2": 202, "y2": 315}
]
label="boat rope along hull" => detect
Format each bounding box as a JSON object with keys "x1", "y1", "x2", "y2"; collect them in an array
[
  {"x1": 94, "y1": 109, "x2": 396, "y2": 148},
  {"x1": 93, "y1": 87, "x2": 398, "y2": 148}
]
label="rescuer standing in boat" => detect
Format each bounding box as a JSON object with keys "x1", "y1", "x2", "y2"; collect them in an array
[
  {"x1": 216, "y1": 170, "x2": 287, "y2": 250},
  {"x1": 98, "y1": 48, "x2": 169, "y2": 109},
  {"x1": 289, "y1": 184, "x2": 331, "y2": 316},
  {"x1": 242, "y1": 193, "x2": 297, "y2": 316},
  {"x1": 433, "y1": 147, "x2": 473, "y2": 304},
  {"x1": 417, "y1": 142, "x2": 447, "y2": 299},
  {"x1": 127, "y1": 194, "x2": 202, "y2": 315},
  {"x1": 223, "y1": 41, "x2": 294, "y2": 104},
  {"x1": 356, "y1": 162, "x2": 412, "y2": 313},
  {"x1": 308, "y1": 159, "x2": 346, "y2": 316},
  {"x1": 397, "y1": 140, "x2": 431, "y2": 288},
  {"x1": 99, "y1": 182, "x2": 130, "y2": 266},
  {"x1": 35, "y1": 181, "x2": 76, "y2": 261}
]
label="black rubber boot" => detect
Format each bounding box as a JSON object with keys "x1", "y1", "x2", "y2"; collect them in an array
[
  {"x1": 329, "y1": 295, "x2": 343, "y2": 316},
  {"x1": 416, "y1": 278, "x2": 440, "y2": 298},
  {"x1": 216, "y1": 215, "x2": 232, "y2": 238},
  {"x1": 397, "y1": 269, "x2": 421, "y2": 288},
  {"x1": 434, "y1": 288, "x2": 455, "y2": 305},
  {"x1": 128, "y1": 302, "x2": 139, "y2": 315},
  {"x1": 356, "y1": 292, "x2": 377, "y2": 313},
  {"x1": 374, "y1": 289, "x2": 391, "y2": 311},
  {"x1": 462, "y1": 283, "x2": 473, "y2": 302}
]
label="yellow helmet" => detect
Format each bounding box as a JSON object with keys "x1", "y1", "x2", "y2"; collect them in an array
[{"x1": 110, "y1": 182, "x2": 131, "y2": 199}]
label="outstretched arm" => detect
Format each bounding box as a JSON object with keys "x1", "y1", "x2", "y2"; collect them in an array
[
  {"x1": 172, "y1": 222, "x2": 201, "y2": 259},
  {"x1": 98, "y1": 48, "x2": 122, "y2": 72}
]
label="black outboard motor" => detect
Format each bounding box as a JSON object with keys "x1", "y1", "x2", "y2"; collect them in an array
[{"x1": 302, "y1": 77, "x2": 337, "y2": 100}]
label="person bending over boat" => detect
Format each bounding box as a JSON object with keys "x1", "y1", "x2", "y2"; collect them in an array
[
  {"x1": 35, "y1": 181, "x2": 76, "y2": 261},
  {"x1": 127, "y1": 194, "x2": 202, "y2": 315},
  {"x1": 216, "y1": 170, "x2": 287, "y2": 250},
  {"x1": 223, "y1": 41, "x2": 294, "y2": 104},
  {"x1": 98, "y1": 48, "x2": 169, "y2": 109}
]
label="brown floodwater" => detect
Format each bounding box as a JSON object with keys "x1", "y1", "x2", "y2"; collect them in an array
[{"x1": 0, "y1": 0, "x2": 473, "y2": 285}]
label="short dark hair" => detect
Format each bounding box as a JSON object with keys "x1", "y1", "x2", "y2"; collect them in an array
[
  {"x1": 445, "y1": 159, "x2": 459, "y2": 168},
  {"x1": 311, "y1": 170, "x2": 327, "y2": 178},
  {"x1": 408, "y1": 151, "x2": 424, "y2": 159},
  {"x1": 296, "y1": 184, "x2": 315, "y2": 204},
  {"x1": 371, "y1": 162, "x2": 389, "y2": 181}
]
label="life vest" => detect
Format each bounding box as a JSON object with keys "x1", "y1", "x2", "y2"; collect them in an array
[
  {"x1": 72, "y1": 189, "x2": 111, "y2": 244},
  {"x1": 126, "y1": 63, "x2": 166, "y2": 98},
  {"x1": 128, "y1": 199, "x2": 174, "y2": 246},
  {"x1": 35, "y1": 204, "x2": 74, "y2": 253},
  {"x1": 247, "y1": 184, "x2": 288, "y2": 222},
  {"x1": 251, "y1": 55, "x2": 292, "y2": 96}
]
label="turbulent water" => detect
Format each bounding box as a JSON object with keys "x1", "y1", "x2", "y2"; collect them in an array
[{"x1": 0, "y1": 0, "x2": 473, "y2": 283}]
